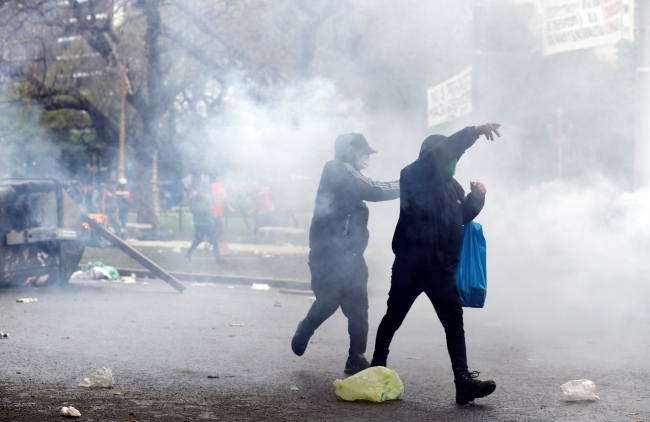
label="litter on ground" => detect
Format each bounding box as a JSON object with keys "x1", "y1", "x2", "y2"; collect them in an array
[
  {"x1": 230, "y1": 323, "x2": 245, "y2": 327},
  {"x1": 251, "y1": 283, "x2": 270, "y2": 291},
  {"x1": 333, "y1": 366, "x2": 404, "y2": 403},
  {"x1": 78, "y1": 367, "x2": 115, "y2": 388},
  {"x1": 290, "y1": 385, "x2": 299, "y2": 391},
  {"x1": 16, "y1": 298, "x2": 38, "y2": 303},
  {"x1": 560, "y1": 379, "x2": 599, "y2": 401},
  {"x1": 191, "y1": 282, "x2": 216, "y2": 287},
  {"x1": 60, "y1": 406, "x2": 81, "y2": 417}
]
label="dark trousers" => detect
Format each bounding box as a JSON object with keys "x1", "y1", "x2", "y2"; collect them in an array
[
  {"x1": 213, "y1": 216, "x2": 223, "y2": 240},
  {"x1": 188, "y1": 223, "x2": 221, "y2": 259},
  {"x1": 373, "y1": 258, "x2": 468, "y2": 377},
  {"x1": 118, "y1": 207, "x2": 129, "y2": 228},
  {"x1": 301, "y1": 249, "x2": 369, "y2": 357}
]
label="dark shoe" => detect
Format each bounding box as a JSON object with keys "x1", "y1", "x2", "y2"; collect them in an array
[
  {"x1": 291, "y1": 320, "x2": 313, "y2": 356},
  {"x1": 370, "y1": 358, "x2": 387, "y2": 367},
  {"x1": 344, "y1": 354, "x2": 370, "y2": 376},
  {"x1": 455, "y1": 371, "x2": 496, "y2": 405}
]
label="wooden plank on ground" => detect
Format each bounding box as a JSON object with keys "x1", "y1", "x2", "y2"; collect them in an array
[{"x1": 82, "y1": 215, "x2": 185, "y2": 293}]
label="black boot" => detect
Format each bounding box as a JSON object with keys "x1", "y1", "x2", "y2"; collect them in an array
[
  {"x1": 370, "y1": 358, "x2": 387, "y2": 367},
  {"x1": 344, "y1": 354, "x2": 370, "y2": 376},
  {"x1": 454, "y1": 371, "x2": 496, "y2": 405},
  {"x1": 291, "y1": 320, "x2": 313, "y2": 356}
]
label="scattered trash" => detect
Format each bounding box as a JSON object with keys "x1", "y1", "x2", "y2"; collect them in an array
[
  {"x1": 559, "y1": 379, "x2": 599, "y2": 401},
  {"x1": 71, "y1": 262, "x2": 119, "y2": 281},
  {"x1": 114, "y1": 392, "x2": 121, "y2": 395},
  {"x1": 16, "y1": 298, "x2": 38, "y2": 303},
  {"x1": 207, "y1": 375, "x2": 219, "y2": 379},
  {"x1": 274, "y1": 301, "x2": 282, "y2": 307},
  {"x1": 78, "y1": 367, "x2": 115, "y2": 388},
  {"x1": 630, "y1": 412, "x2": 639, "y2": 416},
  {"x1": 290, "y1": 385, "x2": 300, "y2": 391},
  {"x1": 121, "y1": 277, "x2": 136, "y2": 284},
  {"x1": 636, "y1": 398, "x2": 644, "y2": 401},
  {"x1": 227, "y1": 286, "x2": 234, "y2": 289},
  {"x1": 142, "y1": 282, "x2": 149, "y2": 286},
  {"x1": 251, "y1": 283, "x2": 270, "y2": 291},
  {"x1": 60, "y1": 406, "x2": 81, "y2": 417},
  {"x1": 526, "y1": 358, "x2": 533, "y2": 361},
  {"x1": 230, "y1": 323, "x2": 245, "y2": 327},
  {"x1": 308, "y1": 296, "x2": 316, "y2": 304},
  {"x1": 0, "y1": 332, "x2": 8, "y2": 338},
  {"x1": 172, "y1": 247, "x2": 182, "y2": 253},
  {"x1": 485, "y1": 321, "x2": 503, "y2": 327},
  {"x1": 333, "y1": 366, "x2": 404, "y2": 403},
  {"x1": 279, "y1": 289, "x2": 314, "y2": 296},
  {"x1": 191, "y1": 282, "x2": 216, "y2": 287}
]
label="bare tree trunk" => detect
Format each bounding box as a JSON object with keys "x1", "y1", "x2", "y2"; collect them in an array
[{"x1": 135, "y1": 141, "x2": 157, "y2": 231}]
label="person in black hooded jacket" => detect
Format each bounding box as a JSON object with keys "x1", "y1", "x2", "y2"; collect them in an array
[
  {"x1": 291, "y1": 133, "x2": 400, "y2": 375},
  {"x1": 371, "y1": 123, "x2": 501, "y2": 405}
]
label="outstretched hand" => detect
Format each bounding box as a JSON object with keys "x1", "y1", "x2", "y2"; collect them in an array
[
  {"x1": 470, "y1": 181, "x2": 487, "y2": 199},
  {"x1": 475, "y1": 123, "x2": 501, "y2": 141}
]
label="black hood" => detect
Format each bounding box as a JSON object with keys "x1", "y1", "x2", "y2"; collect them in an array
[
  {"x1": 335, "y1": 133, "x2": 376, "y2": 163},
  {"x1": 419, "y1": 134, "x2": 465, "y2": 161},
  {"x1": 419, "y1": 134, "x2": 446, "y2": 158}
]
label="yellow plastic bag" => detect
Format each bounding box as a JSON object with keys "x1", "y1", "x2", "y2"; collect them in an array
[{"x1": 332, "y1": 366, "x2": 404, "y2": 402}]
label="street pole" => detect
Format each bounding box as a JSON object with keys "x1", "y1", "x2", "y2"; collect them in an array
[
  {"x1": 152, "y1": 149, "x2": 161, "y2": 215},
  {"x1": 117, "y1": 86, "x2": 126, "y2": 181},
  {"x1": 635, "y1": 0, "x2": 650, "y2": 188}
]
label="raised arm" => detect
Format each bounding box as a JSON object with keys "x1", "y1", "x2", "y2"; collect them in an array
[
  {"x1": 342, "y1": 162, "x2": 400, "y2": 202},
  {"x1": 419, "y1": 124, "x2": 501, "y2": 177}
]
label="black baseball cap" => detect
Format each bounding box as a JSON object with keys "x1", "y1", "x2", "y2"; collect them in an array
[{"x1": 347, "y1": 133, "x2": 377, "y2": 155}]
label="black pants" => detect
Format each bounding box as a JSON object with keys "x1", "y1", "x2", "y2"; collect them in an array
[
  {"x1": 119, "y1": 207, "x2": 129, "y2": 228},
  {"x1": 188, "y1": 223, "x2": 221, "y2": 259},
  {"x1": 373, "y1": 258, "x2": 468, "y2": 377},
  {"x1": 300, "y1": 249, "x2": 369, "y2": 357},
  {"x1": 213, "y1": 216, "x2": 223, "y2": 240}
]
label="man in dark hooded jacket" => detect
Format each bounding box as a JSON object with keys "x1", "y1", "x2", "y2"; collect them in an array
[
  {"x1": 291, "y1": 133, "x2": 400, "y2": 375},
  {"x1": 371, "y1": 123, "x2": 501, "y2": 405}
]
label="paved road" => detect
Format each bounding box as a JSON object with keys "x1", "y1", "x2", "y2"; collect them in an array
[{"x1": 1, "y1": 280, "x2": 648, "y2": 421}]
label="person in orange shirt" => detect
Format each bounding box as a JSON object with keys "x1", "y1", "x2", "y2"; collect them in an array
[{"x1": 211, "y1": 176, "x2": 232, "y2": 243}]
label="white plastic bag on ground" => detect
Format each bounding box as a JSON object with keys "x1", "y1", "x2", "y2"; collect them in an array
[
  {"x1": 251, "y1": 283, "x2": 270, "y2": 291},
  {"x1": 60, "y1": 406, "x2": 81, "y2": 417},
  {"x1": 560, "y1": 379, "x2": 599, "y2": 401},
  {"x1": 78, "y1": 367, "x2": 115, "y2": 388}
]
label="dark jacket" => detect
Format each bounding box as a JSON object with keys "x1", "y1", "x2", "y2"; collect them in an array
[
  {"x1": 309, "y1": 137, "x2": 400, "y2": 255},
  {"x1": 392, "y1": 126, "x2": 484, "y2": 274}
]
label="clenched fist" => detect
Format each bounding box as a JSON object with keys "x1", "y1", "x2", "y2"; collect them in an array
[{"x1": 470, "y1": 181, "x2": 487, "y2": 199}]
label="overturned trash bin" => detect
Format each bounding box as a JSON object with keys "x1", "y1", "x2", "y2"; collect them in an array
[{"x1": 0, "y1": 179, "x2": 88, "y2": 287}]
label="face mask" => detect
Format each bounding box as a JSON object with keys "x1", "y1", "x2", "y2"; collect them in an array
[
  {"x1": 444, "y1": 158, "x2": 458, "y2": 177},
  {"x1": 357, "y1": 154, "x2": 370, "y2": 170}
]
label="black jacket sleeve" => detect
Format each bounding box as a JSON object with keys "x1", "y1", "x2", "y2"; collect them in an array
[
  {"x1": 342, "y1": 162, "x2": 400, "y2": 202},
  {"x1": 419, "y1": 126, "x2": 480, "y2": 177},
  {"x1": 462, "y1": 192, "x2": 484, "y2": 224}
]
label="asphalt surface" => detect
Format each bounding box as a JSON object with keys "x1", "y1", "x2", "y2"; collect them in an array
[{"x1": 1, "y1": 279, "x2": 649, "y2": 421}]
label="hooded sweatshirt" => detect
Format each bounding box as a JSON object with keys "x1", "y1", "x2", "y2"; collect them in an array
[
  {"x1": 392, "y1": 126, "x2": 484, "y2": 274},
  {"x1": 309, "y1": 136, "x2": 400, "y2": 255}
]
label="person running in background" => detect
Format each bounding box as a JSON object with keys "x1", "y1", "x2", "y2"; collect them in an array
[
  {"x1": 248, "y1": 182, "x2": 275, "y2": 238},
  {"x1": 186, "y1": 181, "x2": 224, "y2": 263},
  {"x1": 115, "y1": 178, "x2": 133, "y2": 228},
  {"x1": 211, "y1": 176, "x2": 233, "y2": 245},
  {"x1": 371, "y1": 123, "x2": 501, "y2": 406}
]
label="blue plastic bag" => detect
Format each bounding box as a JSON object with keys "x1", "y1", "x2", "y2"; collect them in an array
[{"x1": 455, "y1": 221, "x2": 487, "y2": 308}]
